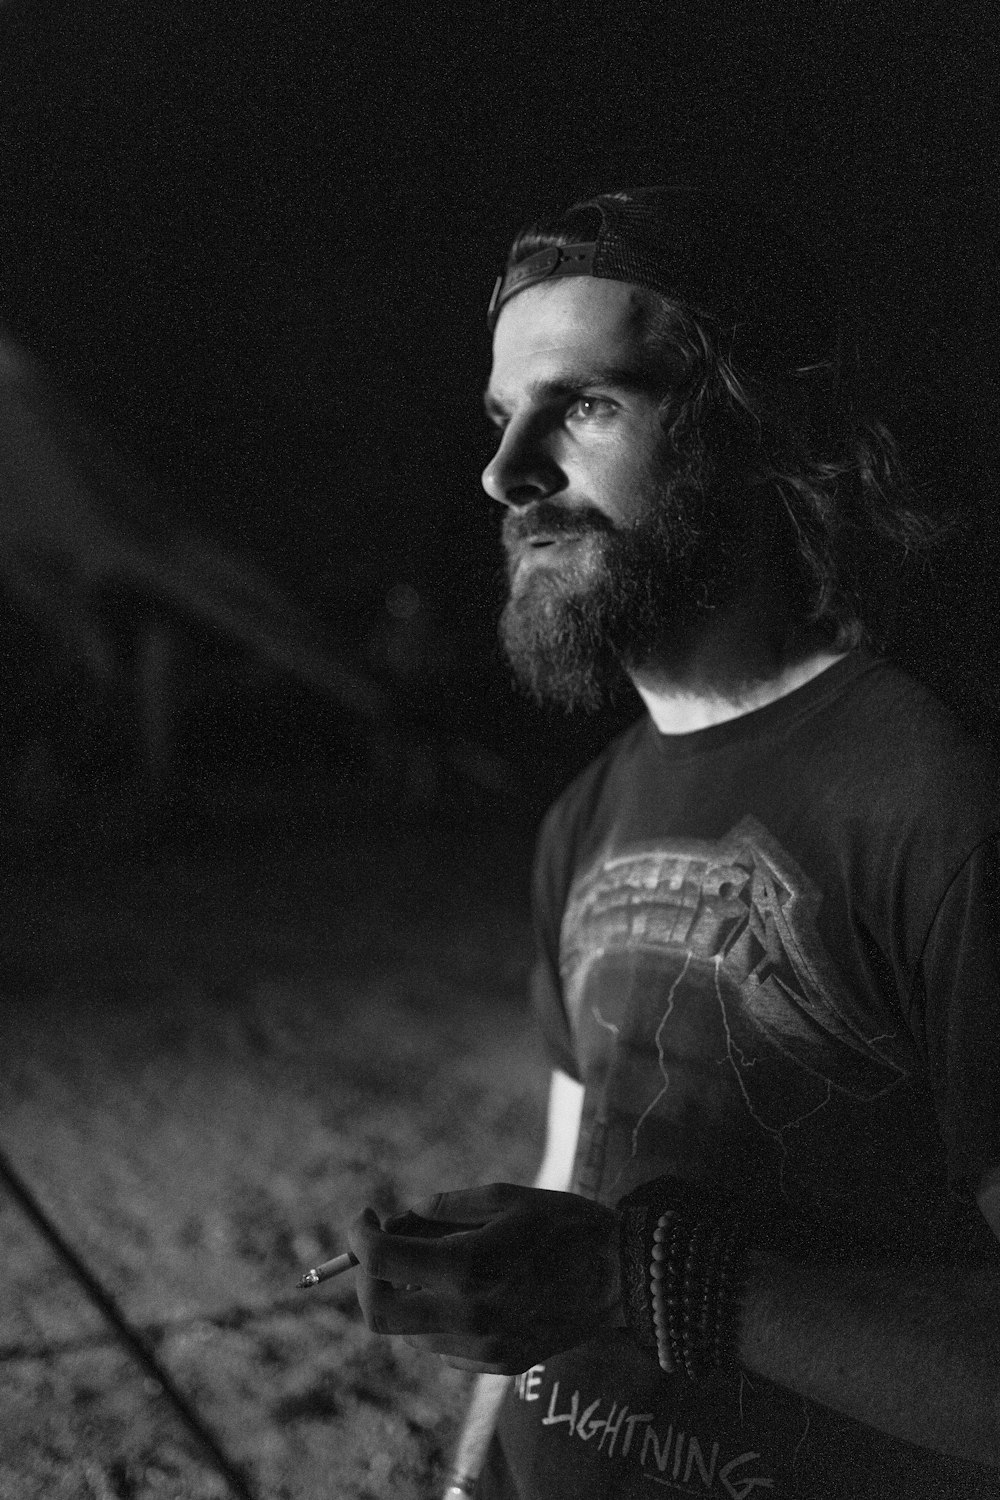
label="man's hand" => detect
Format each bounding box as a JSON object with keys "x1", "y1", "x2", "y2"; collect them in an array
[{"x1": 346, "y1": 1183, "x2": 624, "y2": 1375}]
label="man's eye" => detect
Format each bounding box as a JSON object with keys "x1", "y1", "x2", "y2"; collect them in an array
[{"x1": 567, "y1": 396, "x2": 614, "y2": 421}]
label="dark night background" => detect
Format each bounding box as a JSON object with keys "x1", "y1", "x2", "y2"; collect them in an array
[{"x1": 0, "y1": 0, "x2": 997, "y2": 834}]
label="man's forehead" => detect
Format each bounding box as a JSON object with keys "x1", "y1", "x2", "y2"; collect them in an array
[
  {"x1": 492, "y1": 277, "x2": 650, "y2": 354},
  {"x1": 486, "y1": 278, "x2": 656, "y2": 401}
]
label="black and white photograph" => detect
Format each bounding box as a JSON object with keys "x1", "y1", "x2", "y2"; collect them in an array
[{"x1": 0, "y1": 4, "x2": 998, "y2": 1497}]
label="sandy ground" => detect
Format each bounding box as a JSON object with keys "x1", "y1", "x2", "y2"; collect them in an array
[{"x1": 0, "y1": 780, "x2": 548, "y2": 1499}]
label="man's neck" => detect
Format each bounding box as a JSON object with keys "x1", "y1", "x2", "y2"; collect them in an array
[{"x1": 631, "y1": 631, "x2": 850, "y2": 736}]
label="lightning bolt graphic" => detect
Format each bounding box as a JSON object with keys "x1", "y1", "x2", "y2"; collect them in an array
[
  {"x1": 791, "y1": 1399, "x2": 811, "y2": 1493},
  {"x1": 865, "y1": 1031, "x2": 897, "y2": 1048},
  {"x1": 738, "y1": 1370, "x2": 751, "y2": 1427},
  {"x1": 591, "y1": 1005, "x2": 620, "y2": 1037},
  {"x1": 603, "y1": 950, "x2": 694, "y2": 1201},
  {"x1": 714, "y1": 956, "x2": 834, "y2": 1198}
]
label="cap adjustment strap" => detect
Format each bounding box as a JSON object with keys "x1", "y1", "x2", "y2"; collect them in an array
[{"x1": 488, "y1": 241, "x2": 597, "y2": 326}]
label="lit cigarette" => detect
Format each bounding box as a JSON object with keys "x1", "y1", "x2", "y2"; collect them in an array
[{"x1": 297, "y1": 1251, "x2": 359, "y2": 1289}]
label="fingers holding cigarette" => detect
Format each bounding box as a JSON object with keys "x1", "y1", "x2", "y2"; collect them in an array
[
  {"x1": 297, "y1": 1251, "x2": 359, "y2": 1289},
  {"x1": 297, "y1": 1208, "x2": 472, "y2": 1290}
]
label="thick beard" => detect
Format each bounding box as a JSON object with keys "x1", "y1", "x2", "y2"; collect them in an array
[{"x1": 499, "y1": 482, "x2": 732, "y2": 713}]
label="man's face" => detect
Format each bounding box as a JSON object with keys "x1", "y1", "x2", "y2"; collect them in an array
[{"x1": 482, "y1": 277, "x2": 734, "y2": 711}]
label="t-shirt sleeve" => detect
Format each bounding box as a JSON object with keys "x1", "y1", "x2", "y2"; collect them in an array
[
  {"x1": 919, "y1": 835, "x2": 1000, "y2": 1196},
  {"x1": 528, "y1": 803, "x2": 580, "y2": 1082}
]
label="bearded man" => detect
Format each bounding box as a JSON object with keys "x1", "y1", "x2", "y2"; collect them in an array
[{"x1": 348, "y1": 189, "x2": 1000, "y2": 1499}]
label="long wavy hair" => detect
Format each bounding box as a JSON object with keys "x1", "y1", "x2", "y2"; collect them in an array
[{"x1": 505, "y1": 211, "x2": 944, "y2": 651}]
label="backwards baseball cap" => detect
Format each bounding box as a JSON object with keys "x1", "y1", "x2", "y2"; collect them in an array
[{"x1": 487, "y1": 186, "x2": 850, "y2": 384}]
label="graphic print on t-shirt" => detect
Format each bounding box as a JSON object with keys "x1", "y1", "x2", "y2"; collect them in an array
[{"x1": 560, "y1": 815, "x2": 909, "y2": 1209}]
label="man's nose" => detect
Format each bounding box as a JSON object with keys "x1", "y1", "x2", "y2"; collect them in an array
[{"x1": 481, "y1": 420, "x2": 562, "y2": 509}]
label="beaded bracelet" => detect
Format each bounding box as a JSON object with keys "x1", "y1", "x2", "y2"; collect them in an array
[
  {"x1": 616, "y1": 1178, "x2": 746, "y2": 1380},
  {"x1": 650, "y1": 1208, "x2": 678, "y2": 1374}
]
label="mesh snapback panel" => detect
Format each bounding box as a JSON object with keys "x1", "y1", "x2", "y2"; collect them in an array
[{"x1": 490, "y1": 186, "x2": 848, "y2": 385}]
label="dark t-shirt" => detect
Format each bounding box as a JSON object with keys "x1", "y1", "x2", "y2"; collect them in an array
[{"x1": 479, "y1": 651, "x2": 1000, "y2": 1499}]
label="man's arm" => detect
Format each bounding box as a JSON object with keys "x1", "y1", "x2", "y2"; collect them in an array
[
  {"x1": 741, "y1": 1249, "x2": 1000, "y2": 1466},
  {"x1": 444, "y1": 1069, "x2": 584, "y2": 1496},
  {"x1": 733, "y1": 1164, "x2": 1000, "y2": 1466},
  {"x1": 529, "y1": 1067, "x2": 586, "y2": 1193},
  {"x1": 353, "y1": 1140, "x2": 1000, "y2": 1471}
]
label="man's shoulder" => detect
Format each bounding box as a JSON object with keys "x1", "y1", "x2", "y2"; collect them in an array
[
  {"x1": 537, "y1": 714, "x2": 649, "y2": 846},
  {"x1": 835, "y1": 654, "x2": 1000, "y2": 813}
]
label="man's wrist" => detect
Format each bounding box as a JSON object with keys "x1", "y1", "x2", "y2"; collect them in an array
[{"x1": 615, "y1": 1177, "x2": 748, "y2": 1379}]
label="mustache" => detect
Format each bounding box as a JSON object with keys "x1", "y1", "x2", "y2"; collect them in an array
[{"x1": 501, "y1": 502, "x2": 617, "y2": 549}]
